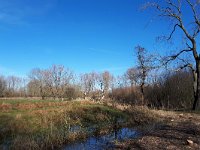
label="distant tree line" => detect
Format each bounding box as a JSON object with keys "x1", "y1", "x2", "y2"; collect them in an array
[
  {"x1": 0, "y1": 61, "x2": 194, "y2": 110},
  {"x1": 0, "y1": 75, "x2": 27, "y2": 97},
  {"x1": 0, "y1": 65, "x2": 114, "y2": 101}
]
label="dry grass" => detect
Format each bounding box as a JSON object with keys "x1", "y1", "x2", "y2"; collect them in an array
[
  {"x1": 0, "y1": 99, "x2": 127, "y2": 150},
  {"x1": 1, "y1": 99, "x2": 199, "y2": 149}
]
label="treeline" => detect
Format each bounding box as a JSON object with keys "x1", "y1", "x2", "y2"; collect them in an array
[
  {"x1": 0, "y1": 65, "x2": 115, "y2": 100},
  {"x1": 112, "y1": 70, "x2": 193, "y2": 110},
  {"x1": 0, "y1": 75, "x2": 27, "y2": 97},
  {"x1": 0, "y1": 64, "x2": 193, "y2": 110}
]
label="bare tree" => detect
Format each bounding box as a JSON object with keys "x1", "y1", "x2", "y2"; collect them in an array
[
  {"x1": 6, "y1": 76, "x2": 21, "y2": 96},
  {"x1": 125, "y1": 67, "x2": 140, "y2": 87},
  {"x1": 0, "y1": 76, "x2": 6, "y2": 97},
  {"x1": 29, "y1": 68, "x2": 49, "y2": 99},
  {"x1": 116, "y1": 74, "x2": 129, "y2": 88},
  {"x1": 146, "y1": 0, "x2": 200, "y2": 110},
  {"x1": 135, "y1": 45, "x2": 154, "y2": 105},
  {"x1": 49, "y1": 65, "x2": 74, "y2": 99},
  {"x1": 28, "y1": 65, "x2": 74, "y2": 100},
  {"x1": 27, "y1": 80, "x2": 41, "y2": 97},
  {"x1": 80, "y1": 72, "x2": 97, "y2": 98},
  {"x1": 97, "y1": 71, "x2": 114, "y2": 99}
]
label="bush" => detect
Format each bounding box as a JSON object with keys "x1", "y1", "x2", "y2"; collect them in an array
[
  {"x1": 64, "y1": 87, "x2": 81, "y2": 100},
  {"x1": 145, "y1": 70, "x2": 194, "y2": 109},
  {"x1": 110, "y1": 87, "x2": 141, "y2": 105}
]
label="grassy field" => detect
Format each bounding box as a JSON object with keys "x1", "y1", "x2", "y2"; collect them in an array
[
  {"x1": 0, "y1": 99, "x2": 131, "y2": 149},
  {"x1": 1, "y1": 99, "x2": 200, "y2": 150}
]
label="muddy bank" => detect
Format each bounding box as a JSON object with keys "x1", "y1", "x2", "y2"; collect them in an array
[{"x1": 113, "y1": 111, "x2": 200, "y2": 150}]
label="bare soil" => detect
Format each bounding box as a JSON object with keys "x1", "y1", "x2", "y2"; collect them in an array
[{"x1": 115, "y1": 110, "x2": 200, "y2": 150}]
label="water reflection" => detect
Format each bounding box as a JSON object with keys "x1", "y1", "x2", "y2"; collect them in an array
[{"x1": 64, "y1": 128, "x2": 139, "y2": 150}]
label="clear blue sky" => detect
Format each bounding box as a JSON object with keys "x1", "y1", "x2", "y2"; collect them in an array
[{"x1": 0, "y1": 0, "x2": 192, "y2": 77}]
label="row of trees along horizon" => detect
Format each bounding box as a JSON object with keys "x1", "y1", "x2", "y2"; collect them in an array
[
  {"x1": 0, "y1": 48, "x2": 194, "y2": 111},
  {"x1": 1, "y1": 0, "x2": 200, "y2": 111}
]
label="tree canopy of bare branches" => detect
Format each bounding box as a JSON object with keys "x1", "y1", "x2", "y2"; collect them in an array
[
  {"x1": 28, "y1": 65, "x2": 74, "y2": 99},
  {"x1": 135, "y1": 45, "x2": 155, "y2": 105},
  {"x1": 146, "y1": 0, "x2": 200, "y2": 110}
]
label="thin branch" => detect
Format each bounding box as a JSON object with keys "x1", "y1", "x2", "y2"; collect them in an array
[
  {"x1": 156, "y1": 1, "x2": 194, "y2": 42},
  {"x1": 166, "y1": 0, "x2": 181, "y2": 14},
  {"x1": 171, "y1": 49, "x2": 192, "y2": 59},
  {"x1": 186, "y1": 42, "x2": 192, "y2": 49},
  {"x1": 186, "y1": 0, "x2": 200, "y2": 27},
  {"x1": 167, "y1": 23, "x2": 179, "y2": 40},
  {"x1": 175, "y1": 63, "x2": 194, "y2": 72},
  {"x1": 156, "y1": 3, "x2": 195, "y2": 43},
  {"x1": 162, "y1": 49, "x2": 192, "y2": 66},
  {"x1": 193, "y1": 26, "x2": 200, "y2": 38},
  {"x1": 149, "y1": 1, "x2": 199, "y2": 60}
]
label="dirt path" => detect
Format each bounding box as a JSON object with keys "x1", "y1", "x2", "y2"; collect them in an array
[{"x1": 115, "y1": 110, "x2": 200, "y2": 150}]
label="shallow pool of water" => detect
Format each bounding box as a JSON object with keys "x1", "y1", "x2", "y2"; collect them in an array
[{"x1": 64, "y1": 128, "x2": 139, "y2": 150}]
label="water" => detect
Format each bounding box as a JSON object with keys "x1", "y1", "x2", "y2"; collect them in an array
[{"x1": 64, "y1": 128, "x2": 139, "y2": 150}]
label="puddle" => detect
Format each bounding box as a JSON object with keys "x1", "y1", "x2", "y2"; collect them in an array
[{"x1": 63, "y1": 128, "x2": 139, "y2": 150}]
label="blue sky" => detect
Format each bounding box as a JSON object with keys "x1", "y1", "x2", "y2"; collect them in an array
[{"x1": 0, "y1": 0, "x2": 194, "y2": 77}]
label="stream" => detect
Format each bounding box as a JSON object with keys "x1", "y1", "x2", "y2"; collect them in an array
[{"x1": 63, "y1": 127, "x2": 140, "y2": 150}]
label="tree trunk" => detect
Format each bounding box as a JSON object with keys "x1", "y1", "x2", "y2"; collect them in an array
[
  {"x1": 193, "y1": 61, "x2": 200, "y2": 110},
  {"x1": 140, "y1": 83, "x2": 144, "y2": 105}
]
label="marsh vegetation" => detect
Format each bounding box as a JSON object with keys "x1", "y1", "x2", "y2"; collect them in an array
[{"x1": 0, "y1": 99, "x2": 131, "y2": 149}]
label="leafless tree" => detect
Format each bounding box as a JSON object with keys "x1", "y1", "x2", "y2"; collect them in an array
[
  {"x1": 125, "y1": 67, "x2": 140, "y2": 87},
  {"x1": 145, "y1": 0, "x2": 200, "y2": 110},
  {"x1": 0, "y1": 76, "x2": 6, "y2": 97},
  {"x1": 115, "y1": 74, "x2": 129, "y2": 88},
  {"x1": 49, "y1": 65, "x2": 74, "y2": 99},
  {"x1": 28, "y1": 65, "x2": 74, "y2": 99},
  {"x1": 6, "y1": 76, "x2": 21, "y2": 96},
  {"x1": 16, "y1": 78, "x2": 28, "y2": 97},
  {"x1": 29, "y1": 68, "x2": 50, "y2": 99},
  {"x1": 27, "y1": 80, "x2": 41, "y2": 97},
  {"x1": 135, "y1": 45, "x2": 154, "y2": 105},
  {"x1": 97, "y1": 71, "x2": 114, "y2": 99},
  {"x1": 80, "y1": 72, "x2": 97, "y2": 98}
]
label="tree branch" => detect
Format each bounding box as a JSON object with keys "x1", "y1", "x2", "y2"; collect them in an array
[
  {"x1": 167, "y1": 23, "x2": 179, "y2": 40},
  {"x1": 186, "y1": 42, "x2": 192, "y2": 49},
  {"x1": 163, "y1": 49, "x2": 192, "y2": 66},
  {"x1": 175, "y1": 63, "x2": 194, "y2": 72},
  {"x1": 149, "y1": 1, "x2": 199, "y2": 61},
  {"x1": 171, "y1": 49, "x2": 192, "y2": 59},
  {"x1": 186, "y1": 0, "x2": 200, "y2": 27},
  {"x1": 166, "y1": 0, "x2": 181, "y2": 14},
  {"x1": 193, "y1": 26, "x2": 200, "y2": 38}
]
